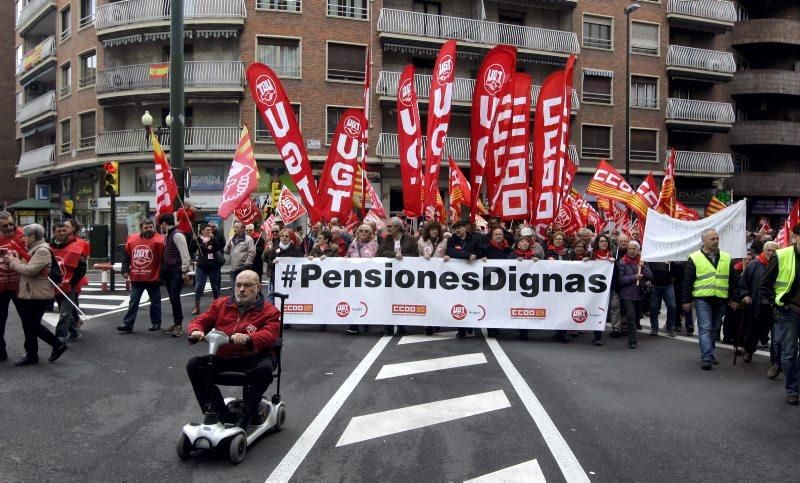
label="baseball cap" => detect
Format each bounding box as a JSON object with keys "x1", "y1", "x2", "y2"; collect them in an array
[{"x1": 520, "y1": 227, "x2": 534, "y2": 237}]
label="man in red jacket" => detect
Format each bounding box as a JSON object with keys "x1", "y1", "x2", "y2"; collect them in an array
[
  {"x1": 0, "y1": 211, "x2": 26, "y2": 362},
  {"x1": 186, "y1": 270, "x2": 280, "y2": 428},
  {"x1": 118, "y1": 219, "x2": 165, "y2": 332}
]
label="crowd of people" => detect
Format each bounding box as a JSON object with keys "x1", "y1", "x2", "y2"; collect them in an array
[{"x1": 1, "y1": 206, "x2": 800, "y2": 406}]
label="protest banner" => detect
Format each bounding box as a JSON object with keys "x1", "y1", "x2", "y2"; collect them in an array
[{"x1": 273, "y1": 257, "x2": 614, "y2": 330}]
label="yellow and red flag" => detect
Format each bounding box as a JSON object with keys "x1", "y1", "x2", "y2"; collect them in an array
[
  {"x1": 705, "y1": 196, "x2": 727, "y2": 216},
  {"x1": 149, "y1": 63, "x2": 169, "y2": 79},
  {"x1": 655, "y1": 149, "x2": 677, "y2": 218}
]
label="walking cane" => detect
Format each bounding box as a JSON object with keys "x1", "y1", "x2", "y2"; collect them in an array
[{"x1": 48, "y1": 278, "x2": 90, "y2": 323}]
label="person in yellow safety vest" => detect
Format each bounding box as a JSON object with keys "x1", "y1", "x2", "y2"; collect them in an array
[
  {"x1": 760, "y1": 223, "x2": 800, "y2": 406},
  {"x1": 681, "y1": 228, "x2": 738, "y2": 371}
]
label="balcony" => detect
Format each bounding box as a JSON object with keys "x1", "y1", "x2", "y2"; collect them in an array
[
  {"x1": 96, "y1": 61, "x2": 245, "y2": 100},
  {"x1": 16, "y1": 0, "x2": 57, "y2": 35},
  {"x1": 673, "y1": 151, "x2": 734, "y2": 175},
  {"x1": 666, "y1": 0, "x2": 736, "y2": 32},
  {"x1": 16, "y1": 36, "x2": 57, "y2": 81},
  {"x1": 96, "y1": 127, "x2": 240, "y2": 156},
  {"x1": 731, "y1": 19, "x2": 800, "y2": 48},
  {"x1": 96, "y1": 0, "x2": 247, "y2": 36},
  {"x1": 665, "y1": 98, "x2": 735, "y2": 132},
  {"x1": 375, "y1": 133, "x2": 579, "y2": 166},
  {"x1": 376, "y1": 71, "x2": 579, "y2": 112},
  {"x1": 16, "y1": 91, "x2": 57, "y2": 127},
  {"x1": 377, "y1": 8, "x2": 579, "y2": 61},
  {"x1": 730, "y1": 121, "x2": 800, "y2": 148},
  {"x1": 731, "y1": 70, "x2": 800, "y2": 97},
  {"x1": 666, "y1": 45, "x2": 736, "y2": 82},
  {"x1": 17, "y1": 145, "x2": 56, "y2": 175}
]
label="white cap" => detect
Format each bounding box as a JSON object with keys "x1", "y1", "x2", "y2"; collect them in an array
[{"x1": 520, "y1": 227, "x2": 534, "y2": 237}]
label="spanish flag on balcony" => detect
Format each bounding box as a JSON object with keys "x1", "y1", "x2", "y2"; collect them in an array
[
  {"x1": 148, "y1": 63, "x2": 170, "y2": 79},
  {"x1": 705, "y1": 195, "x2": 727, "y2": 217}
]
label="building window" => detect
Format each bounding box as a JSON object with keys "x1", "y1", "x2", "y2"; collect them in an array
[
  {"x1": 257, "y1": 37, "x2": 301, "y2": 78},
  {"x1": 79, "y1": 51, "x2": 96, "y2": 88},
  {"x1": 327, "y1": 0, "x2": 367, "y2": 20},
  {"x1": 583, "y1": 15, "x2": 612, "y2": 50},
  {"x1": 257, "y1": 0, "x2": 301, "y2": 12},
  {"x1": 327, "y1": 43, "x2": 366, "y2": 82},
  {"x1": 60, "y1": 119, "x2": 71, "y2": 155},
  {"x1": 630, "y1": 21, "x2": 659, "y2": 56},
  {"x1": 581, "y1": 125, "x2": 612, "y2": 159},
  {"x1": 78, "y1": 112, "x2": 95, "y2": 149},
  {"x1": 256, "y1": 104, "x2": 301, "y2": 143},
  {"x1": 631, "y1": 76, "x2": 658, "y2": 108},
  {"x1": 60, "y1": 62, "x2": 72, "y2": 98},
  {"x1": 326, "y1": 106, "x2": 358, "y2": 144},
  {"x1": 582, "y1": 70, "x2": 612, "y2": 105},
  {"x1": 60, "y1": 6, "x2": 71, "y2": 42},
  {"x1": 630, "y1": 129, "x2": 658, "y2": 162},
  {"x1": 79, "y1": 0, "x2": 95, "y2": 28}
]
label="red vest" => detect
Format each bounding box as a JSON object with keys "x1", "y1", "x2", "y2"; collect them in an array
[
  {"x1": 0, "y1": 228, "x2": 27, "y2": 292},
  {"x1": 125, "y1": 233, "x2": 165, "y2": 282},
  {"x1": 75, "y1": 238, "x2": 90, "y2": 287},
  {"x1": 50, "y1": 238, "x2": 83, "y2": 294}
]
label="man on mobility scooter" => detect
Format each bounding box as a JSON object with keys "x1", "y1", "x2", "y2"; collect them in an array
[{"x1": 186, "y1": 270, "x2": 280, "y2": 430}]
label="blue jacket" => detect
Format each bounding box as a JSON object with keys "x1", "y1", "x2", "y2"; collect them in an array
[{"x1": 617, "y1": 258, "x2": 652, "y2": 301}]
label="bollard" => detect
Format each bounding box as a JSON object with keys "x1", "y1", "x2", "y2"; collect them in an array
[{"x1": 101, "y1": 269, "x2": 109, "y2": 292}]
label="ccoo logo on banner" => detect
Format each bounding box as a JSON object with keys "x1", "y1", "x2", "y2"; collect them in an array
[{"x1": 274, "y1": 257, "x2": 614, "y2": 330}]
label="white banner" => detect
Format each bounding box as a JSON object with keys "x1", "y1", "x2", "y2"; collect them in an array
[
  {"x1": 273, "y1": 257, "x2": 614, "y2": 330},
  {"x1": 641, "y1": 200, "x2": 747, "y2": 262}
]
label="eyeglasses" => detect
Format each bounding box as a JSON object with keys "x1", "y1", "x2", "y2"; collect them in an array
[{"x1": 235, "y1": 282, "x2": 258, "y2": 289}]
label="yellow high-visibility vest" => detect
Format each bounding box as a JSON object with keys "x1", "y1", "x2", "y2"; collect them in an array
[{"x1": 689, "y1": 250, "x2": 730, "y2": 299}]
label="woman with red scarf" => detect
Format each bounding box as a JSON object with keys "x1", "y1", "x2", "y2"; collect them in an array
[
  {"x1": 589, "y1": 234, "x2": 616, "y2": 346},
  {"x1": 545, "y1": 232, "x2": 575, "y2": 261},
  {"x1": 617, "y1": 241, "x2": 653, "y2": 349},
  {"x1": 513, "y1": 236, "x2": 540, "y2": 261},
  {"x1": 481, "y1": 227, "x2": 513, "y2": 338}
]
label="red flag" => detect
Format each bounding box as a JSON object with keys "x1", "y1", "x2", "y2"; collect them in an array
[
  {"x1": 363, "y1": 210, "x2": 386, "y2": 230},
  {"x1": 247, "y1": 63, "x2": 320, "y2": 223},
  {"x1": 555, "y1": 191, "x2": 583, "y2": 236},
  {"x1": 635, "y1": 173, "x2": 660, "y2": 215},
  {"x1": 777, "y1": 221, "x2": 790, "y2": 248},
  {"x1": 317, "y1": 109, "x2": 366, "y2": 221},
  {"x1": 586, "y1": 160, "x2": 642, "y2": 215},
  {"x1": 705, "y1": 196, "x2": 727, "y2": 217},
  {"x1": 233, "y1": 197, "x2": 261, "y2": 225},
  {"x1": 531, "y1": 55, "x2": 576, "y2": 236},
  {"x1": 655, "y1": 148, "x2": 677, "y2": 217},
  {"x1": 261, "y1": 214, "x2": 276, "y2": 234},
  {"x1": 675, "y1": 201, "x2": 699, "y2": 221},
  {"x1": 218, "y1": 126, "x2": 259, "y2": 219},
  {"x1": 151, "y1": 131, "x2": 179, "y2": 216},
  {"x1": 423, "y1": 40, "x2": 457, "y2": 210},
  {"x1": 789, "y1": 198, "x2": 800, "y2": 230},
  {"x1": 448, "y1": 157, "x2": 471, "y2": 206},
  {"x1": 345, "y1": 210, "x2": 360, "y2": 234},
  {"x1": 597, "y1": 197, "x2": 612, "y2": 217},
  {"x1": 469, "y1": 45, "x2": 517, "y2": 221},
  {"x1": 397, "y1": 65, "x2": 424, "y2": 217},
  {"x1": 489, "y1": 73, "x2": 532, "y2": 220},
  {"x1": 559, "y1": 157, "x2": 578, "y2": 204},
  {"x1": 276, "y1": 187, "x2": 307, "y2": 224},
  {"x1": 364, "y1": 176, "x2": 386, "y2": 219}
]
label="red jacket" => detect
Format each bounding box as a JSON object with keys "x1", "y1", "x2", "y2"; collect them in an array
[{"x1": 187, "y1": 295, "x2": 281, "y2": 359}]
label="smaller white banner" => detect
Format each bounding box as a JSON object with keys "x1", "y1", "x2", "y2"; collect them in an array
[{"x1": 641, "y1": 200, "x2": 747, "y2": 262}]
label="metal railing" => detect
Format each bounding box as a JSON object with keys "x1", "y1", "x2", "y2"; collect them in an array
[
  {"x1": 60, "y1": 84, "x2": 72, "y2": 98},
  {"x1": 327, "y1": 1, "x2": 367, "y2": 20},
  {"x1": 673, "y1": 151, "x2": 734, "y2": 174},
  {"x1": 60, "y1": 139, "x2": 71, "y2": 155},
  {"x1": 60, "y1": 26, "x2": 71, "y2": 42},
  {"x1": 256, "y1": 0, "x2": 301, "y2": 11},
  {"x1": 16, "y1": 0, "x2": 55, "y2": 30},
  {"x1": 666, "y1": 98, "x2": 735, "y2": 124},
  {"x1": 79, "y1": 13, "x2": 95, "y2": 28},
  {"x1": 630, "y1": 149, "x2": 658, "y2": 162},
  {"x1": 96, "y1": 0, "x2": 247, "y2": 30},
  {"x1": 18, "y1": 145, "x2": 56, "y2": 173},
  {"x1": 666, "y1": 45, "x2": 736, "y2": 74},
  {"x1": 377, "y1": 8, "x2": 579, "y2": 55},
  {"x1": 666, "y1": 0, "x2": 737, "y2": 23},
  {"x1": 96, "y1": 61, "x2": 245, "y2": 94},
  {"x1": 377, "y1": 71, "x2": 579, "y2": 111},
  {"x1": 17, "y1": 36, "x2": 56, "y2": 75},
  {"x1": 17, "y1": 91, "x2": 56, "y2": 124},
  {"x1": 96, "y1": 127, "x2": 241, "y2": 155},
  {"x1": 79, "y1": 74, "x2": 96, "y2": 89}
]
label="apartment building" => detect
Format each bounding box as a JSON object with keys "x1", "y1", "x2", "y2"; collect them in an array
[{"x1": 12, "y1": 0, "x2": 784, "y2": 229}]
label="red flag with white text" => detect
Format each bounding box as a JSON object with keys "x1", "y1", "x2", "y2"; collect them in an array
[
  {"x1": 247, "y1": 63, "x2": 320, "y2": 223},
  {"x1": 234, "y1": 197, "x2": 262, "y2": 225},
  {"x1": 276, "y1": 187, "x2": 307, "y2": 224},
  {"x1": 151, "y1": 131, "x2": 179, "y2": 216},
  {"x1": 218, "y1": 126, "x2": 260, "y2": 219},
  {"x1": 397, "y1": 65, "x2": 424, "y2": 217},
  {"x1": 586, "y1": 160, "x2": 647, "y2": 218},
  {"x1": 675, "y1": 201, "x2": 699, "y2": 221},
  {"x1": 317, "y1": 109, "x2": 366, "y2": 221},
  {"x1": 423, "y1": 40, "x2": 457, "y2": 211},
  {"x1": 635, "y1": 172, "x2": 660, "y2": 217}
]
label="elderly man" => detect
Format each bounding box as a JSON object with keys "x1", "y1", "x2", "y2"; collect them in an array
[
  {"x1": 302, "y1": 221, "x2": 322, "y2": 255},
  {"x1": 186, "y1": 270, "x2": 280, "y2": 428},
  {"x1": 740, "y1": 241, "x2": 778, "y2": 366},
  {"x1": 119, "y1": 219, "x2": 165, "y2": 333},
  {"x1": 225, "y1": 221, "x2": 256, "y2": 289},
  {"x1": 578, "y1": 228, "x2": 594, "y2": 255},
  {"x1": 49, "y1": 222, "x2": 87, "y2": 343},
  {"x1": 159, "y1": 214, "x2": 192, "y2": 337},
  {"x1": 379, "y1": 217, "x2": 418, "y2": 335},
  {"x1": 0, "y1": 212, "x2": 25, "y2": 362},
  {"x1": 683, "y1": 228, "x2": 738, "y2": 370},
  {"x1": 761, "y1": 224, "x2": 800, "y2": 405}
]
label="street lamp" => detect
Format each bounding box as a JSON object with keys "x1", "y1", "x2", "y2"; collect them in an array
[
  {"x1": 141, "y1": 110, "x2": 153, "y2": 132},
  {"x1": 624, "y1": 2, "x2": 641, "y2": 183}
]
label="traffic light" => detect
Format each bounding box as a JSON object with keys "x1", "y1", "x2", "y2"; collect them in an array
[
  {"x1": 270, "y1": 181, "x2": 281, "y2": 209},
  {"x1": 103, "y1": 161, "x2": 119, "y2": 196},
  {"x1": 63, "y1": 200, "x2": 74, "y2": 215}
]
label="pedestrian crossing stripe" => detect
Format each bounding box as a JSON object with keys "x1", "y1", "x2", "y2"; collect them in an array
[
  {"x1": 463, "y1": 459, "x2": 546, "y2": 483},
  {"x1": 375, "y1": 353, "x2": 488, "y2": 380}
]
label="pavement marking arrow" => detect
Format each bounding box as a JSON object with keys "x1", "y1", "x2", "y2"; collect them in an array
[
  {"x1": 463, "y1": 459, "x2": 546, "y2": 483},
  {"x1": 397, "y1": 330, "x2": 460, "y2": 345},
  {"x1": 335, "y1": 389, "x2": 511, "y2": 447},
  {"x1": 375, "y1": 352, "x2": 488, "y2": 380}
]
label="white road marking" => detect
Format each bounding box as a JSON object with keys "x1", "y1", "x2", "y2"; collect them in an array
[
  {"x1": 484, "y1": 331, "x2": 590, "y2": 483},
  {"x1": 267, "y1": 335, "x2": 393, "y2": 483},
  {"x1": 78, "y1": 294, "x2": 131, "y2": 301},
  {"x1": 463, "y1": 459, "x2": 546, "y2": 483},
  {"x1": 375, "y1": 353, "x2": 487, "y2": 380},
  {"x1": 335, "y1": 390, "x2": 511, "y2": 447},
  {"x1": 77, "y1": 303, "x2": 126, "y2": 310},
  {"x1": 397, "y1": 330, "x2": 460, "y2": 345}
]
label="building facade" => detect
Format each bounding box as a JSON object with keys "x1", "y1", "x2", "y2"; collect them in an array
[{"x1": 12, "y1": 0, "x2": 788, "y2": 233}]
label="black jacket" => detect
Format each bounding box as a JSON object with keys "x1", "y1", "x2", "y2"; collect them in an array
[
  {"x1": 378, "y1": 233, "x2": 418, "y2": 258},
  {"x1": 648, "y1": 262, "x2": 679, "y2": 287},
  {"x1": 739, "y1": 259, "x2": 769, "y2": 315},
  {"x1": 761, "y1": 247, "x2": 800, "y2": 307},
  {"x1": 446, "y1": 233, "x2": 478, "y2": 259},
  {"x1": 682, "y1": 250, "x2": 738, "y2": 305}
]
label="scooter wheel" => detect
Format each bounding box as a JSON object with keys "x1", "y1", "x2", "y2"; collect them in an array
[
  {"x1": 274, "y1": 405, "x2": 286, "y2": 432},
  {"x1": 176, "y1": 433, "x2": 192, "y2": 460},
  {"x1": 227, "y1": 433, "x2": 247, "y2": 464}
]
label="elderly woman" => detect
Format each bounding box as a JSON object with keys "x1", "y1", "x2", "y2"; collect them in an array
[
  {"x1": 545, "y1": 232, "x2": 575, "y2": 261},
  {"x1": 3, "y1": 224, "x2": 67, "y2": 366},
  {"x1": 418, "y1": 221, "x2": 449, "y2": 335},
  {"x1": 308, "y1": 230, "x2": 340, "y2": 332},
  {"x1": 345, "y1": 224, "x2": 379, "y2": 335},
  {"x1": 617, "y1": 240, "x2": 653, "y2": 349},
  {"x1": 264, "y1": 228, "x2": 304, "y2": 305}
]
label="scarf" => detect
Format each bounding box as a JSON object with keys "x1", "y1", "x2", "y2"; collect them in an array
[
  {"x1": 622, "y1": 254, "x2": 641, "y2": 266},
  {"x1": 548, "y1": 243, "x2": 566, "y2": 255},
  {"x1": 756, "y1": 253, "x2": 769, "y2": 267},
  {"x1": 514, "y1": 248, "x2": 535, "y2": 259},
  {"x1": 593, "y1": 248, "x2": 611, "y2": 260},
  {"x1": 278, "y1": 241, "x2": 291, "y2": 250},
  {"x1": 489, "y1": 238, "x2": 509, "y2": 251}
]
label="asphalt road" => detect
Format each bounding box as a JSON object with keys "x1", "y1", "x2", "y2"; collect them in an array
[{"x1": 1, "y1": 282, "x2": 798, "y2": 482}]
